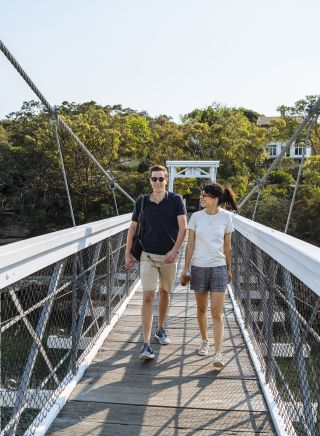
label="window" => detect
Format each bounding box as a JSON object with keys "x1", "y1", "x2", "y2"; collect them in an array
[
  {"x1": 281, "y1": 145, "x2": 287, "y2": 157},
  {"x1": 295, "y1": 145, "x2": 305, "y2": 156},
  {"x1": 268, "y1": 144, "x2": 277, "y2": 157}
]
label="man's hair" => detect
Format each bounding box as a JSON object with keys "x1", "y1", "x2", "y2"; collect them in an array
[{"x1": 150, "y1": 165, "x2": 168, "y2": 176}]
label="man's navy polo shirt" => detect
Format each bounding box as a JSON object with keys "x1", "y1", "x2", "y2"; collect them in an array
[{"x1": 132, "y1": 192, "x2": 186, "y2": 255}]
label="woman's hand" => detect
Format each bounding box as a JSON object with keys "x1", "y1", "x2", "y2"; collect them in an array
[
  {"x1": 180, "y1": 269, "x2": 190, "y2": 286},
  {"x1": 227, "y1": 269, "x2": 232, "y2": 284}
]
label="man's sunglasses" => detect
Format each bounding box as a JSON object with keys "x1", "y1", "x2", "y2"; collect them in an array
[{"x1": 150, "y1": 176, "x2": 165, "y2": 182}]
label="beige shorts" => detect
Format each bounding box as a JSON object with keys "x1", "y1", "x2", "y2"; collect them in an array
[{"x1": 140, "y1": 251, "x2": 177, "y2": 292}]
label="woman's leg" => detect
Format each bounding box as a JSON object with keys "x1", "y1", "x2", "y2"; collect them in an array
[
  {"x1": 210, "y1": 291, "x2": 225, "y2": 353},
  {"x1": 194, "y1": 291, "x2": 209, "y2": 341}
]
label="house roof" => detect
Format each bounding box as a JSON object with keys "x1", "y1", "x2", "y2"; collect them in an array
[{"x1": 257, "y1": 116, "x2": 304, "y2": 127}]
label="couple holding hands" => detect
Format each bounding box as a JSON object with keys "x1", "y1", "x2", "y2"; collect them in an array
[{"x1": 125, "y1": 165, "x2": 237, "y2": 368}]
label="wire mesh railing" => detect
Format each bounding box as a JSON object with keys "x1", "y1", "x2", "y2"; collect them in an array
[
  {"x1": 0, "y1": 215, "x2": 139, "y2": 435},
  {"x1": 231, "y1": 215, "x2": 320, "y2": 436}
]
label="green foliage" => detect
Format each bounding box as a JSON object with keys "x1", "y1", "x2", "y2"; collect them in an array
[
  {"x1": 291, "y1": 193, "x2": 320, "y2": 244},
  {"x1": 226, "y1": 175, "x2": 249, "y2": 198},
  {"x1": 0, "y1": 97, "x2": 319, "y2": 247},
  {"x1": 100, "y1": 203, "x2": 114, "y2": 217},
  {"x1": 174, "y1": 178, "x2": 198, "y2": 196},
  {"x1": 268, "y1": 170, "x2": 295, "y2": 187}
]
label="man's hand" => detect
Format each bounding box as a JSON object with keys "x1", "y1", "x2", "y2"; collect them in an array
[
  {"x1": 164, "y1": 249, "x2": 178, "y2": 264},
  {"x1": 227, "y1": 269, "x2": 232, "y2": 284},
  {"x1": 125, "y1": 253, "x2": 134, "y2": 270}
]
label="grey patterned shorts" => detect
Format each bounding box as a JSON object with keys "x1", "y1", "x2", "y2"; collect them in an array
[{"x1": 190, "y1": 265, "x2": 227, "y2": 292}]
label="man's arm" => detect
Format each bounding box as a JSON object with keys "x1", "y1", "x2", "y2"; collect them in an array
[
  {"x1": 125, "y1": 221, "x2": 138, "y2": 270},
  {"x1": 224, "y1": 232, "x2": 232, "y2": 283},
  {"x1": 164, "y1": 214, "x2": 187, "y2": 264}
]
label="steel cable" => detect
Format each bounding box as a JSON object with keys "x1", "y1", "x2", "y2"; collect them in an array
[
  {"x1": 0, "y1": 38, "x2": 135, "y2": 204},
  {"x1": 238, "y1": 97, "x2": 320, "y2": 210}
]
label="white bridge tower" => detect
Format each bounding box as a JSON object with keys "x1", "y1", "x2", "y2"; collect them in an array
[{"x1": 166, "y1": 160, "x2": 220, "y2": 192}]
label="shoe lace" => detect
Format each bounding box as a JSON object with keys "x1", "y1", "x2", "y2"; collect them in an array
[
  {"x1": 158, "y1": 328, "x2": 167, "y2": 337},
  {"x1": 141, "y1": 343, "x2": 149, "y2": 352}
]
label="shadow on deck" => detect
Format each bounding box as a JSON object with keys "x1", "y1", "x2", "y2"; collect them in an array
[{"x1": 48, "y1": 263, "x2": 276, "y2": 435}]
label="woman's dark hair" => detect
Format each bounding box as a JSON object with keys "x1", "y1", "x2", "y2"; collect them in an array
[{"x1": 203, "y1": 183, "x2": 238, "y2": 211}]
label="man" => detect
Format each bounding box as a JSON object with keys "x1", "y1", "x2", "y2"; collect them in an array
[{"x1": 125, "y1": 165, "x2": 187, "y2": 361}]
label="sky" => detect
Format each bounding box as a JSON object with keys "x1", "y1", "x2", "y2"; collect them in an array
[{"x1": 1, "y1": 0, "x2": 319, "y2": 121}]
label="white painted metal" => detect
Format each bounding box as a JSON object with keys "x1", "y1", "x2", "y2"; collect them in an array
[
  {"x1": 260, "y1": 343, "x2": 311, "y2": 358},
  {"x1": 250, "y1": 291, "x2": 269, "y2": 299},
  {"x1": 227, "y1": 285, "x2": 290, "y2": 436},
  {"x1": 100, "y1": 284, "x2": 126, "y2": 295},
  {"x1": 282, "y1": 402, "x2": 318, "y2": 422},
  {"x1": 85, "y1": 306, "x2": 106, "y2": 317},
  {"x1": 0, "y1": 389, "x2": 53, "y2": 408},
  {"x1": 253, "y1": 311, "x2": 285, "y2": 322},
  {"x1": 166, "y1": 160, "x2": 220, "y2": 192},
  {"x1": 0, "y1": 214, "x2": 131, "y2": 289},
  {"x1": 232, "y1": 213, "x2": 320, "y2": 296},
  {"x1": 47, "y1": 336, "x2": 92, "y2": 350},
  {"x1": 26, "y1": 279, "x2": 141, "y2": 436}
]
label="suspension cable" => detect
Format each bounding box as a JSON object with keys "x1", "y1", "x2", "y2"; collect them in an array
[
  {"x1": 284, "y1": 117, "x2": 315, "y2": 234},
  {"x1": 0, "y1": 38, "x2": 135, "y2": 205},
  {"x1": 237, "y1": 97, "x2": 320, "y2": 210},
  {"x1": 251, "y1": 179, "x2": 264, "y2": 221},
  {"x1": 109, "y1": 178, "x2": 119, "y2": 216},
  {"x1": 50, "y1": 117, "x2": 76, "y2": 227}
]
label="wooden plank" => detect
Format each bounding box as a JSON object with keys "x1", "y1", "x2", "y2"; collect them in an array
[
  {"x1": 82, "y1": 351, "x2": 257, "y2": 380},
  {"x1": 70, "y1": 374, "x2": 268, "y2": 412},
  {"x1": 124, "y1": 305, "x2": 234, "y2": 318},
  {"x1": 114, "y1": 316, "x2": 241, "y2": 330},
  {"x1": 105, "y1": 330, "x2": 245, "y2": 348},
  {"x1": 48, "y1": 266, "x2": 276, "y2": 435},
  {"x1": 48, "y1": 401, "x2": 274, "y2": 435}
]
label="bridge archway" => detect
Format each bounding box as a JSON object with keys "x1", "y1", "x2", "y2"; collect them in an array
[{"x1": 166, "y1": 160, "x2": 220, "y2": 192}]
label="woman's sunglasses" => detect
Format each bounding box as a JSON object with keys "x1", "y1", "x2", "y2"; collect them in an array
[
  {"x1": 200, "y1": 192, "x2": 215, "y2": 198},
  {"x1": 150, "y1": 176, "x2": 165, "y2": 182}
]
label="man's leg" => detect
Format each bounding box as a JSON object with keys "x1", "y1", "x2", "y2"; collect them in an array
[
  {"x1": 155, "y1": 261, "x2": 177, "y2": 345},
  {"x1": 141, "y1": 290, "x2": 155, "y2": 343},
  {"x1": 139, "y1": 253, "x2": 158, "y2": 360},
  {"x1": 158, "y1": 287, "x2": 170, "y2": 329}
]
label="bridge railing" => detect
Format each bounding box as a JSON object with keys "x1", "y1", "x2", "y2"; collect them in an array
[
  {"x1": 0, "y1": 214, "x2": 139, "y2": 435},
  {"x1": 231, "y1": 214, "x2": 320, "y2": 436}
]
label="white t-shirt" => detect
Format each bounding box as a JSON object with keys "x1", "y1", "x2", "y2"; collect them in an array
[{"x1": 188, "y1": 208, "x2": 234, "y2": 267}]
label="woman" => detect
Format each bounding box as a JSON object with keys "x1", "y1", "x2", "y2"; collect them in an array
[{"x1": 181, "y1": 183, "x2": 238, "y2": 368}]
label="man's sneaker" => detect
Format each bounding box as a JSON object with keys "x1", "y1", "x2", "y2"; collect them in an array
[
  {"x1": 197, "y1": 340, "x2": 209, "y2": 356},
  {"x1": 213, "y1": 352, "x2": 224, "y2": 368},
  {"x1": 155, "y1": 328, "x2": 171, "y2": 345},
  {"x1": 139, "y1": 343, "x2": 155, "y2": 361}
]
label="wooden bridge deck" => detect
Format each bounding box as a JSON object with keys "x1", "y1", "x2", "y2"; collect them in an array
[{"x1": 48, "y1": 270, "x2": 275, "y2": 435}]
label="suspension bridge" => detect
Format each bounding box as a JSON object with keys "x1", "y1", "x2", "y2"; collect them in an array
[{"x1": 1, "y1": 38, "x2": 320, "y2": 436}]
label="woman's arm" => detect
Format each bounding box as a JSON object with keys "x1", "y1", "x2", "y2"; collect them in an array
[
  {"x1": 181, "y1": 229, "x2": 195, "y2": 275},
  {"x1": 125, "y1": 221, "x2": 138, "y2": 270},
  {"x1": 224, "y1": 232, "x2": 232, "y2": 283}
]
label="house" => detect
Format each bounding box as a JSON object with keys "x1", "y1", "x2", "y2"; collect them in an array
[{"x1": 257, "y1": 116, "x2": 312, "y2": 160}]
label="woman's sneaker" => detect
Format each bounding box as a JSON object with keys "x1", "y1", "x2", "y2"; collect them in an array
[
  {"x1": 213, "y1": 352, "x2": 224, "y2": 368},
  {"x1": 155, "y1": 328, "x2": 171, "y2": 345},
  {"x1": 197, "y1": 340, "x2": 209, "y2": 356},
  {"x1": 140, "y1": 343, "x2": 155, "y2": 361}
]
